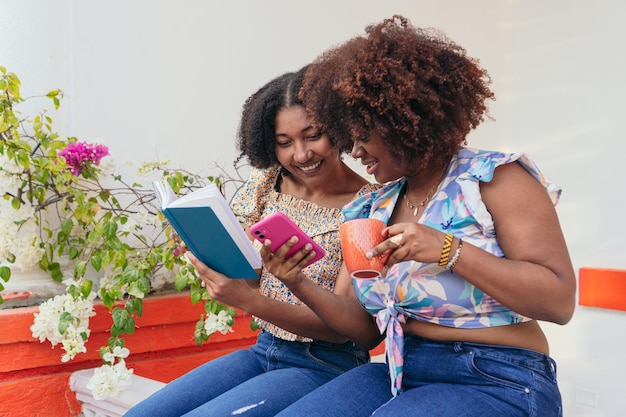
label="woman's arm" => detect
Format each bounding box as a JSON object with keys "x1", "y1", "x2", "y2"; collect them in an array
[
  {"x1": 260, "y1": 240, "x2": 384, "y2": 349},
  {"x1": 375, "y1": 162, "x2": 576, "y2": 325},
  {"x1": 186, "y1": 252, "x2": 352, "y2": 343},
  {"x1": 461, "y1": 162, "x2": 577, "y2": 323}
]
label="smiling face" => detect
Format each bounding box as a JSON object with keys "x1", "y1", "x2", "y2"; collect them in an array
[
  {"x1": 274, "y1": 105, "x2": 342, "y2": 187},
  {"x1": 350, "y1": 131, "x2": 408, "y2": 184}
]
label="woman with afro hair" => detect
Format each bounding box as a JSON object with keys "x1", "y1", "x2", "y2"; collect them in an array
[
  {"x1": 126, "y1": 67, "x2": 378, "y2": 417},
  {"x1": 265, "y1": 16, "x2": 576, "y2": 417}
]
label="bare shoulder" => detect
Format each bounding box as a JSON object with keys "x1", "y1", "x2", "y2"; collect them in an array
[
  {"x1": 481, "y1": 161, "x2": 568, "y2": 263},
  {"x1": 481, "y1": 161, "x2": 553, "y2": 212}
]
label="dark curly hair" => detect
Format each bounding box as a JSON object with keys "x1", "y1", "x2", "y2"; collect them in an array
[
  {"x1": 235, "y1": 65, "x2": 346, "y2": 169},
  {"x1": 300, "y1": 15, "x2": 495, "y2": 172}
]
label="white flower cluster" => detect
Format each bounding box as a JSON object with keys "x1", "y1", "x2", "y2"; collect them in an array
[
  {"x1": 98, "y1": 273, "x2": 127, "y2": 295},
  {"x1": 119, "y1": 209, "x2": 162, "y2": 233},
  {"x1": 136, "y1": 160, "x2": 170, "y2": 175},
  {"x1": 0, "y1": 154, "x2": 46, "y2": 271},
  {"x1": 30, "y1": 291, "x2": 97, "y2": 362},
  {"x1": 204, "y1": 309, "x2": 234, "y2": 336},
  {"x1": 0, "y1": 199, "x2": 44, "y2": 272},
  {"x1": 0, "y1": 153, "x2": 23, "y2": 192},
  {"x1": 86, "y1": 346, "x2": 134, "y2": 400}
]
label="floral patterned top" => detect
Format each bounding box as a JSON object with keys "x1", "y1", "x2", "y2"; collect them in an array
[
  {"x1": 231, "y1": 165, "x2": 380, "y2": 342},
  {"x1": 342, "y1": 148, "x2": 562, "y2": 395}
]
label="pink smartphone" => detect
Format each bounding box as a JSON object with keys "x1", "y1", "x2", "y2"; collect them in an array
[{"x1": 250, "y1": 212, "x2": 325, "y2": 268}]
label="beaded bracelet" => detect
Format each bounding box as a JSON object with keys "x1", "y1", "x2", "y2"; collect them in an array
[
  {"x1": 437, "y1": 233, "x2": 454, "y2": 267},
  {"x1": 445, "y1": 240, "x2": 463, "y2": 270}
]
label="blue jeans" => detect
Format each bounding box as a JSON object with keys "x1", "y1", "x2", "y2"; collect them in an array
[
  {"x1": 275, "y1": 334, "x2": 562, "y2": 417},
  {"x1": 124, "y1": 331, "x2": 369, "y2": 417}
]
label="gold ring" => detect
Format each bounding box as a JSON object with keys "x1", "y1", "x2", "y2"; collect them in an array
[{"x1": 389, "y1": 233, "x2": 403, "y2": 247}]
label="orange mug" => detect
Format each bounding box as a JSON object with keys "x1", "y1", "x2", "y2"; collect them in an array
[{"x1": 340, "y1": 218, "x2": 390, "y2": 276}]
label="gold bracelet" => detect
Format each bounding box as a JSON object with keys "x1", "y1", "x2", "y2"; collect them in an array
[
  {"x1": 445, "y1": 240, "x2": 463, "y2": 270},
  {"x1": 438, "y1": 233, "x2": 454, "y2": 267}
]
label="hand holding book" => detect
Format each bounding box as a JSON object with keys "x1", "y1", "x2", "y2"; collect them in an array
[{"x1": 153, "y1": 180, "x2": 262, "y2": 279}]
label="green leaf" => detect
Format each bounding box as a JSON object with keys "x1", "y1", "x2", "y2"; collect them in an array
[
  {"x1": 100, "y1": 251, "x2": 112, "y2": 267},
  {"x1": 110, "y1": 307, "x2": 137, "y2": 337},
  {"x1": 189, "y1": 285, "x2": 204, "y2": 304},
  {"x1": 124, "y1": 316, "x2": 136, "y2": 334},
  {"x1": 174, "y1": 272, "x2": 189, "y2": 291},
  {"x1": 103, "y1": 221, "x2": 118, "y2": 239},
  {"x1": 61, "y1": 218, "x2": 73, "y2": 235},
  {"x1": 48, "y1": 262, "x2": 63, "y2": 282},
  {"x1": 50, "y1": 269, "x2": 64, "y2": 282},
  {"x1": 74, "y1": 261, "x2": 87, "y2": 278},
  {"x1": 68, "y1": 246, "x2": 79, "y2": 260},
  {"x1": 108, "y1": 337, "x2": 125, "y2": 350},
  {"x1": 46, "y1": 89, "x2": 60, "y2": 99},
  {"x1": 205, "y1": 300, "x2": 219, "y2": 315},
  {"x1": 194, "y1": 317, "x2": 207, "y2": 345},
  {"x1": 135, "y1": 299, "x2": 144, "y2": 317},
  {"x1": 87, "y1": 230, "x2": 101, "y2": 243},
  {"x1": 127, "y1": 281, "x2": 147, "y2": 298},
  {"x1": 58, "y1": 311, "x2": 72, "y2": 334},
  {"x1": 100, "y1": 290, "x2": 116, "y2": 309},
  {"x1": 0, "y1": 266, "x2": 11, "y2": 282},
  {"x1": 111, "y1": 325, "x2": 123, "y2": 337},
  {"x1": 125, "y1": 298, "x2": 143, "y2": 317},
  {"x1": 137, "y1": 276, "x2": 150, "y2": 294},
  {"x1": 68, "y1": 285, "x2": 81, "y2": 299},
  {"x1": 90, "y1": 254, "x2": 102, "y2": 272},
  {"x1": 125, "y1": 298, "x2": 137, "y2": 314},
  {"x1": 80, "y1": 280, "x2": 93, "y2": 298},
  {"x1": 111, "y1": 307, "x2": 128, "y2": 337}
]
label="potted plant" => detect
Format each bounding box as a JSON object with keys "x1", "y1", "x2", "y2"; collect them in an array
[{"x1": 0, "y1": 66, "x2": 246, "y2": 399}]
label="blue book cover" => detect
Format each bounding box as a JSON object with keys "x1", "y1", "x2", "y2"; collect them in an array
[{"x1": 153, "y1": 180, "x2": 261, "y2": 279}]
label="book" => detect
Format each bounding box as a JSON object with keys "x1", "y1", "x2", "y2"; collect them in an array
[{"x1": 152, "y1": 180, "x2": 262, "y2": 279}]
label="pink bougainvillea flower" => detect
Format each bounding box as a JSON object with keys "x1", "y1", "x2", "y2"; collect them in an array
[
  {"x1": 58, "y1": 142, "x2": 109, "y2": 175},
  {"x1": 172, "y1": 244, "x2": 185, "y2": 258}
]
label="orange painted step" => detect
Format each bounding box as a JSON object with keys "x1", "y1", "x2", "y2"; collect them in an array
[
  {"x1": 0, "y1": 372, "x2": 83, "y2": 417},
  {"x1": 579, "y1": 267, "x2": 626, "y2": 312},
  {"x1": 0, "y1": 291, "x2": 385, "y2": 417},
  {"x1": 0, "y1": 293, "x2": 258, "y2": 374},
  {"x1": 0, "y1": 293, "x2": 258, "y2": 417}
]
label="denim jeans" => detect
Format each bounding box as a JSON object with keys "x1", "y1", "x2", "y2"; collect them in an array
[
  {"x1": 275, "y1": 334, "x2": 562, "y2": 417},
  {"x1": 124, "y1": 331, "x2": 369, "y2": 417}
]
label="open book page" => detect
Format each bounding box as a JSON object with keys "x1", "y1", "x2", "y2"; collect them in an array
[{"x1": 153, "y1": 179, "x2": 178, "y2": 207}]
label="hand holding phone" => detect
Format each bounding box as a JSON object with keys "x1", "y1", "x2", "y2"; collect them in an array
[{"x1": 249, "y1": 212, "x2": 325, "y2": 268}]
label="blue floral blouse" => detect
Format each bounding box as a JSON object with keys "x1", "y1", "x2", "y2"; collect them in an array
[{"x1": 343, "y1": 148, "x2": 562, "y2": 395}]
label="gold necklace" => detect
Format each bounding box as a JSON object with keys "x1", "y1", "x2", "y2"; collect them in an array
[{"x1": 403, "y1": 167, "x2": 446, "y2": 217}]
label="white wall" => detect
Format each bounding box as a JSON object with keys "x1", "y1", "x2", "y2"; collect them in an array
[
  {"x1": 1, "y1": 1, "x2": 622, "y2": 415},
  {"x1": 510, "y1": 1, "x2": 626, "y2": 416},
  {"x1": 1, "y1": 0, "x2": 512, "y2": 181}
]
